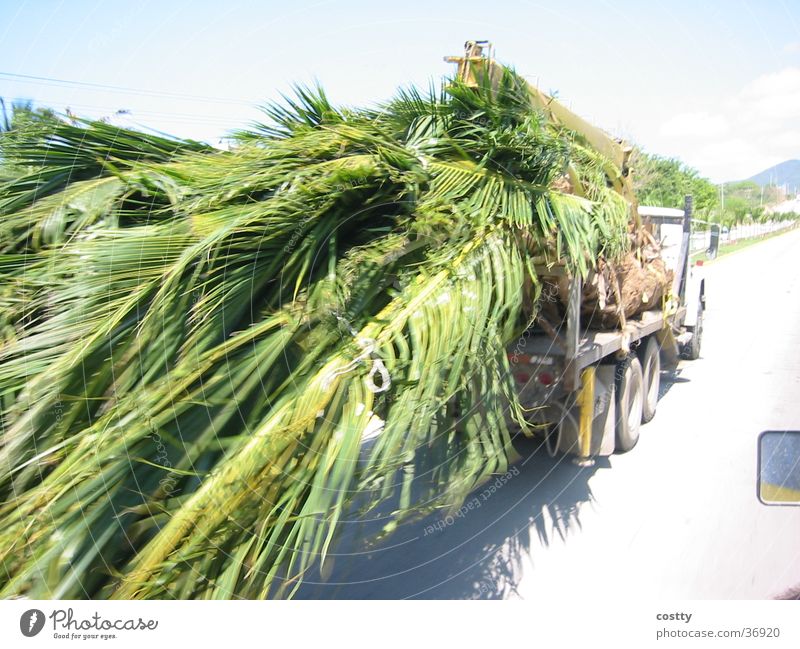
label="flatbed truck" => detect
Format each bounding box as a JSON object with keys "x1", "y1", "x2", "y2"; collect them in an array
[
  {"x1": 445, "y1": 41, "x2": 706, "y2": 464},
  {"x1": 508, "y1": 198, "x2": 705, "y2": 465}
]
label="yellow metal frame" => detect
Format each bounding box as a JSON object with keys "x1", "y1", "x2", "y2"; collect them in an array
[
  {"x1": 445, "y1": 41, "x2": 639, "y2": 227},
  {"x1": 575, "y1": 366, "x2": 595, "y2": 463}
]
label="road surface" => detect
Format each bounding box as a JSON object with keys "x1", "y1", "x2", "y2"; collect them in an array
[{"x1": 295, "y1": 228, "x2": 800, "y2": 599}]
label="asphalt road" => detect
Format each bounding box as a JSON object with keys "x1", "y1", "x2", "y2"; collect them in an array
[{"x1": 295, "y1": 228, "x2": 800, "y2": 600}]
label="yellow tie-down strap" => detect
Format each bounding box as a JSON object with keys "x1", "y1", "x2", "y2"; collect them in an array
[{"x1": 662, "y1": 289, "x2": 680, "y2": 327}]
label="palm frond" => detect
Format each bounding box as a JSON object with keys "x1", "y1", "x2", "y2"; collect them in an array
[{"x1": 0, "y1": 63, "x2": 636, "y2": 599}]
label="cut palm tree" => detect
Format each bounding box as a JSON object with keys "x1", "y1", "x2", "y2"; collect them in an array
[{"x1": 0, "y1": 62, "x2": 647, "y2": 599}]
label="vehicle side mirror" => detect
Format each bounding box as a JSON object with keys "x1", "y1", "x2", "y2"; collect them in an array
[{"x1": 758, "y1": 431, "x2": 800, "y2": 505}]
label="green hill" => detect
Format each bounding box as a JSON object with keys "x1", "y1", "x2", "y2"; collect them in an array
[{"x1": 747, "y1": 159, "x2": 800, "y2": 194}]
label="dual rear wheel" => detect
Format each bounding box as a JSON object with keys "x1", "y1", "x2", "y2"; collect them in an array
[{"x1": 614, "y1": 337, "x2": 661, "y2": 453}]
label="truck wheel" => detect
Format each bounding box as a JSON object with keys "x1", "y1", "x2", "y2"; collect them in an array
[
  {"x1": 683, "y1": 296, "x2": 703, "y2": 360},
  {"x1": 615, "y1": 355, "x2": 644, "y2": 453},
  {"x1": 639, "y1": 337, "x2": 660, "y2": 423}
]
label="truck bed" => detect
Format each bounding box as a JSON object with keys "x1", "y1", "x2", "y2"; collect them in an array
[{"x1": 521, "y1": 306, "x2": 686, "y2": 371}]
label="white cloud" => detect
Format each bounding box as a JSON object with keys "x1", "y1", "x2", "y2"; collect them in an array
[
  {"x1": 783, "y1": 41, "x2": 800, "y2": 54},
  {"x1": 653, "y1": 67, "x2": 800, "y2": 181}
]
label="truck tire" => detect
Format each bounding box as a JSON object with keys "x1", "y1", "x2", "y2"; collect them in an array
[
  {"x1": 639, "y1": 337, "x2": 660, "y2": 424},
  {"x1": 683, "y1": 296, "x2": 703, "y2": 360},
  {"x1": 615, "y1": 355, "x2": 644, "y2": 453}
]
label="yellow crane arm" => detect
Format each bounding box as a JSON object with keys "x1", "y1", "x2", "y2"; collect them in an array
[{"x1": 445, "y1": 40, "x2": 638, "y2": 215}]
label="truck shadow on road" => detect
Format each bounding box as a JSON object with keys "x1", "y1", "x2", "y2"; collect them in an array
[
  {"x1": 292, "y1": 434, "x2": 609, "y2": 600},
  {"x1": 659, "y1": 367, "x2": 690, "y2": 401},
  {"x1": 291, "y1": 370, "x2": 688, "y2": 599}
]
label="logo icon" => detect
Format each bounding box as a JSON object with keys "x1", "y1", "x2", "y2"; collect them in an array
[{"x1": 20, "y1": 609, "x2": 45, "y2": 637}]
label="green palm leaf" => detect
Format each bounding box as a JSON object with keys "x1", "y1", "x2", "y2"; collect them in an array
[{"x1": 0, "y1": 64, "x2": 632, "y2": 598}]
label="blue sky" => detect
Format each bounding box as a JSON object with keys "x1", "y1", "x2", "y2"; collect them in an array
[{"x1": 1, "y1": 0, "x2": 799, "y2": 181}]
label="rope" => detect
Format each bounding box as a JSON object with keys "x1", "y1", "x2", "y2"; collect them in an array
[{"x1": 323, "y1": 313, "x2": 392, "y2": 393}]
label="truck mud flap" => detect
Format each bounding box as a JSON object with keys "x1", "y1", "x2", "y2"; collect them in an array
[{"x1": 554, "y1": 365, "x2": 616, "y2": 457}]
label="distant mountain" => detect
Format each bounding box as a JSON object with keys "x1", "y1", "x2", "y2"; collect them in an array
[{"x1": 746, "y1": 159, "x2": 800, "y2": 193}]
